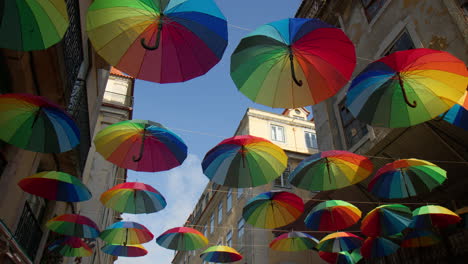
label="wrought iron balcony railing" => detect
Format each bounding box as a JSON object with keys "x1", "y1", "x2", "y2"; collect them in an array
[{"x1": 14, "y1": 202, "x2": 43, "y2": 261}]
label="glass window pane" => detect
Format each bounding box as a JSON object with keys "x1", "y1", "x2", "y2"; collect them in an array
[
  {"x1": 210, "y1": 214, "x2": 214, "y2": 234},
  {"x1": 227, "y1": 189, "x2": 232, "y2": 212},
  {"x1": 218, "y1": 203, "x2": 223, "y2": 224},
  {"x1": 237, "y1": 188, "x2": 243, "y2": 198}
]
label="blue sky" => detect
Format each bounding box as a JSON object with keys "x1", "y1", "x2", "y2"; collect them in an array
[{"x1": 116, "y1": 0, "x2": 303, "y2": 263}]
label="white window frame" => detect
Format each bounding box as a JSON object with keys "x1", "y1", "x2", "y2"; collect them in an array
[
  {"x1": 271, "y1": 124, "x2": 285, "y2": 142},
  {"x1": 304, "y1": 131, "x2": 318, "y2": 149}
]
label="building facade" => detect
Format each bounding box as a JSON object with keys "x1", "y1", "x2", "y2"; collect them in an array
[
  {"x1": 78, "y1": 68, "x2": 134, "y2": 264},
  {"x1": 0, "y1": 0, "x2": 111, "y2": 263},
  {"x1": 172, "y1": 108, "x2": 326, "y2": 264},
  {"x1": 296, "y1": 0, "x2": 468, "y2": 263}
]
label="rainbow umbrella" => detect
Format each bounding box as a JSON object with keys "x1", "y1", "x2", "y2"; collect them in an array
[
  {"x1": 361, "y1": 237, "x2": 399, "y2": 258},
  {"x1": 401, "y1": 229, "x2": 440, "y2": 248},
  {"x1": 46, "y1": 214, "x2": 100, "y2": 238},
  {"x1": 305, "y1": 200, "x2": 361, "y2": 231},
  {"x1": 100, "y1": 182, "x2": 167, "y2": 214},
  {"x1": 316, "y1": 232, "x2": 363, "y2": 253},
  {"x1": 202, "y1": 135, "x2": 288, "y2": 187},
  {"x1": 231, "y1": 18, "x2": 356, "y2": 108},
  {"x1": 18, "y1": 171, "x2": 91, "y2": 202},
  {"x1": 0, "y1": 0, "x2": 69, "y2": 51},
  {"x1": 94, "y1": 120, "x2": 187, "y2": 172},
  {"x1": 200, "y1": 246, "x2": 243, "y2": 263},
  {"x1": 289, "y1": 150, "x2": 373, "y2": 191},
  {"x1": 409, "y1": 205, "x2": 461, "y2": 229},
  {"x1": 156, "y1": 227, "x2": 208, "y2": 251},
  {"x1": 100, "y1": 222, "x2": 154, "y2": 245},
  {"x1": 48, "y1": 236, "x2": 93, "y2": 257},
  {"x1": 269, "y1": 231, "x2": 319, "y2": 251},
  {"x1": 441, "y1": 104, "x2": 468, "y2": 130},
  {"x1": 368, "y1": 159, "x2": 447, "y2": 199},
  {"x1": 101, "y1": 244, "x2": 148, "y2": 257},
  {"x1": 361, "y1": 204, "x2": 412, "y2": 237},
  {"x1": 346, "y1": 48, "x2": 468, "y2": 128},
  {"x1": 242, "y1": 191, "x2": 304, "y2": 229},
  {"x1": 455, "y1": 207, "x2": 468, "y2": 229},
  {"x1": 0, "y1": 93, "x2": 80, "y2": 153},
  {"x1": 319, "y1": 249, "x2": 362, "y2": 264},
  {"x1": 87, "y1": 0, "x2": 227, "y2": 84}
]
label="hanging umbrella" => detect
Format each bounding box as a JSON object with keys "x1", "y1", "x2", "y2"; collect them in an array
[
  {"x1": 156, "y1": 227, "x2": 208, "y2": 251},
  {"x1": 401, "y1": 229, "x2": 441, "y2": 247},
  {"x1": 361, "y1": 237, "x2": 399, "y2": 259},
  {"x1": 46, "y1": 214, "x2": 100, "y2": 238},
  {"x1": 200, "y1": 245, "x2": 243, "y2": 263},
  {"x1": 48, "y1": 236, "x2": 93, "y2": 257},
  {"x1": 459, "y1": 91, "x2": 468, "y2": 110},
  {"x1": 202, "y1": 135, "x2": 288, "y2": 187},
  {"x1": 368, "y1": 159, "x2": 446, "y2": 199},
  {"x1": 242, "y1": 191, "x2": 304, "y2": 229},
  {"x1": 269, "y1": 231, "x2": 319, "y2": 251},
  {"x1": 455, "y1": 207, "x2": 468, "y2": 229},
  {"x1": 0, "y1": 0, "x2": 69, "y2": 51},
  {"x1": 289, "y1": 150, "x2": 373, "y2": 191},
  {"x1": 86, "y1": 0, "x2": 227, "y2": 84},
  {"x1": 100, "y1": 182, "x2": 167, "y2": 214},
  {"x1": 101, "y1": 244, "x2": 148, "y2": 257},
  {"x1": 409, "y1": 205, "x2": 461, "y2": 229},
  {"x1": 100, "y1": 222, "x2": 154, "y2": 245},
  {"x1": 305, "y1": 200, "x2": 361, "y2": 231},
  {"x1": 361, "y1": 204, "x2": 412, "y2": 237},
  {"x1": 0, "y1": 93, "x2": 80, "y2": 153},
  {"x1": 316, "y1": 232, "x2": 363, "y2": 253},
  {"x1": 319, "y1": 249, "x2": 362, "y2": 264},
  {"x1": 18, "y1": 171, "x2": 91, "y2": 202},
  {"x1": 94, "y1": 120, "x2": 187, "y2": 172},
  {"x1": 346, "y1": 48, "x2": 468, "y2": 128},
  {"x1": 441, "y1": 104, "x2": 468, "y2": 130},
  {"x1": 231, "y1": 18, "x2": 356, "y2": 108}
]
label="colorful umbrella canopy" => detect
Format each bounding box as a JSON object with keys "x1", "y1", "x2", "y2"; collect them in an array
[
  {"x1": 361, "y1": 204, "x2": 412, "y2": 237},
  {"x1": 202, "y1": 135, "x2": 288, "y2": 187},
  {"x1": 100, "y1": 222, "x2": 154, "y2": 245},
  {"x1": 156, "y1": 227, "x2": 208, "y2": 251},
  {"x1": 48, "y1": 236, "x2": 93, "y2": 257},
  {"x1": 346, "y1": 48, "x2": 468, "y2": 128},
  {"x1": 289, "y1": 150, "x2": 373, "y2": 191},
  {"x1": 442, "y1": 104, "x2": 468, "y2": 130},
  {"x1": 231, "y1": 18, "x2": 356, "y2": 108},
  {"x1": 0, "y1": 0, "x2": 69, "y2": 51},
  {"x1": 94, "y1": 120, "x2": 187, "y2": 172},
  {"x1": 316, "y1": 232, "x2": 363, "y2": 253},
  {"x1": 200, "y1": 246, "x2": 243, "y2": 263},
  {"x1": 0, "y1": 93, "x2": 80, "y2": 153},
  {"x1": 401, "y1": 229, "x2": 441, "y2": 248},
  {"x1": 101, "y1": 244, "x2": 148, "y2": 257},
  {"x1": 305, "y1": 200, "x2": 361, "y2": 231},
  {"x1": 46, "y1": 214, "x2": 100, "y2": 238},
  {"x1": 368, "y1": 159, "x2": 447, "y2": 199},
  {"x1": 18, "y1": 171, "x2": 91, "y2": 202},
  {"x1": 409, "y1": 205, "x2": 461, "y2": 229},
  {"x1": 319, "y1": 249, "x2": 362, "y2": 264},
  {"x1": 459, "y1": 91, "x2": 468, "y2": 110},
  {"x1": 455, "y1": 207, "x2": 468, "y2": 229},
  {"x1": 87, "y1": 0, "x2": 227, "y2": 83},
  {"x1": 269, "y1": 231, "x2": 319, "y2": 251},
  {"x1": 242, "y1": 191, "x2": 304, "y2": 229},
  {"x1": 361, "y1": 237, "x2": 399, "y2": 258},
  {"x1": 100, "y1": 182, "x2": 167, "y2": 214}
]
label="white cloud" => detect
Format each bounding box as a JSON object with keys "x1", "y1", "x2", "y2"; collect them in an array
[{"x1": 115, "y1": 154, "x2": 208, "y2": 264}]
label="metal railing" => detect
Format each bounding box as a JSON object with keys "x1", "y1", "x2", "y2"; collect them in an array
[
  {"x1": 102, "y1": 91, "x2": 134, "y2": 108},
  {"x1": 14, "y1": 202, "x2": 43, "y2": 261}
]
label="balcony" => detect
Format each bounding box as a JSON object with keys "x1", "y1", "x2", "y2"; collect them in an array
[
  {"x1": 103, "y1": 91, "x2": 134, "y2": 108},
  {"x1": 14, "y1": 202, "x2": 43, "y2": 261}
]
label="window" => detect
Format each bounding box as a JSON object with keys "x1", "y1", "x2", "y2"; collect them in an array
[
  {"x1": 305, "y1": 131, "x2": 318, "y2": 149},
  {"x1": 210, "y1": 214, "x2": 214, "y2": 234},
  {"x1": 384, "y1": 30, "x2": 415, "y2": 56},
  {"x1": 274, "y1": 164, "x2": 291, "y2": 188},
  {"x1": 237, "y1": 188, "x2": 243, "y2": 199},
  {"x1": 227, "y1": 189, "x2": 232, "y2": 212},
  {"x1": 339, "y1": 101, "x2": 368, "y2": 149},
  {"x1": 237, "y1": 217, "x2": 245, "y2": 241},
  {"x1": 271, "y1": 125, "x2": 285, "y2": 142},
  {"x1": 203, "y1": 226, "x2": 207, "y2": 238},
  {"x1": 361, "y1": 0, "x2": 388, "y2": 22},
  {"x1": 218, "y1": 202, "x2": 223, "y2": 224},
  {"x1": 293, "y1": 115, "x2": 305, "y2": 120},
  {"x1": 226, "y1": 230, "x2": 232, "y2": 247}
]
